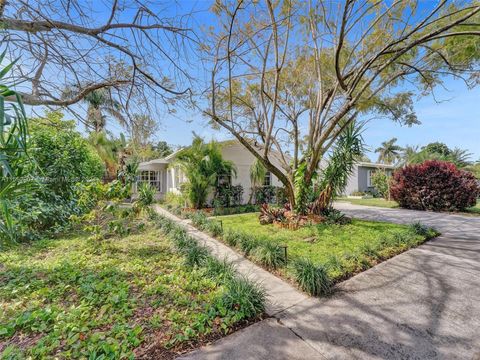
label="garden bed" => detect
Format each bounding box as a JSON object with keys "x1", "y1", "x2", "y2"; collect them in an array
[
  {"x1": 185, "y1": 211, "x2": 438, "y2": 296},
  {"x1": 0, "y1": 218, "x2": 265, "y2": 358}
]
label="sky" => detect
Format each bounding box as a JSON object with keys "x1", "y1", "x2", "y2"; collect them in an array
[
  {"x1": 17, "y1": 0, "x2": 480, "y2": 163},
  {"x1": 155, "y1": 76, "x2": 480, "y2": 162}
]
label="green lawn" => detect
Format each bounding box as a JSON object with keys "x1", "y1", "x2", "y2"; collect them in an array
[
  {"x1": 337, "y1": 197, "x2": 480, "y2": 215},
  {"x1": 214, "y1": 213, "x2": 434, "y2": 282},
  {"x1": 0, "y1": 227, "x2": 255, "y2": 358},
  {"x1": 337, "y1": 197, "x2": 399, "y2": 208}
]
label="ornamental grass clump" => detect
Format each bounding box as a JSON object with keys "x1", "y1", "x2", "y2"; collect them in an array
[
  {"x1": 292, "y1": 258, "x2": 331, "y2": 296},
  {"x1": 204, "y1": 257, "x2": 235, "y2": 282},
  {"x1": 205, "y1": 220, "x2": 223, "y2": 237},
  {"x1": 220, "y1": 276, "x2": 266, "y2": 319},
  {"x1": 190, "y1": 211, "x2": 209, "y2": 230},
  {"x1": 253, "y1": 241, "x2": 286, "y2": 270},
  {"x1": 223, "y1": 229, "x2": 241, "y2": 247},
  {"x1": 238, "y1": 233, "x2": 259, "y2": 256}
]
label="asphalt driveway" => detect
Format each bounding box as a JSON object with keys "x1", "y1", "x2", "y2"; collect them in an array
[{"x1": 178, "y1": 204, "x2": 480, "y2": 360}]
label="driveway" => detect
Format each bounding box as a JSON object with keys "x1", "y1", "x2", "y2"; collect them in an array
[{"x1": 177, "y1": 204, "x2": 480, "y2": 360}]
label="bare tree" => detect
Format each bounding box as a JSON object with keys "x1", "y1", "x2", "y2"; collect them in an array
[
  {"x1": 204, "y1": 0, "x2": 480, "y2": 209},
  {"x1": 2, "y1": 0, "x2": 195, "y2": 127}
]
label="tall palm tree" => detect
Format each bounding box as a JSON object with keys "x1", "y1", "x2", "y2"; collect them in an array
[
  {"x1": 82, "y1": 89, "x2": 128, "y2": 133},
  {"x1": 375, "y1": 138, "x2": 403, "y2": 164}
]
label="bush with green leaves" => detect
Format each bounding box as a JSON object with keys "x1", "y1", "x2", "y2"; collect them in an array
[
  {"x1": 6, "y1": 112, "x2": 105, "y2": 241},
  {"x1": 291, "y1": 258, "x2": 331, "y2": 296},
  {"x1": 253, "y1": 241, "x2": 286, "y2": 269},
  {"x1": 371, "y1": 170, "x2": 390, "y2": 199},
  {"x1": 133, "y1": 182, "x2": 156, "y2": 214},
  {"x1": 213, "y1": 204, "x2": 259, "y2": 216}
]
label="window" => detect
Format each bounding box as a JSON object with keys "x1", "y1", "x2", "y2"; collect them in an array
[
  {"x1": 263, "y1": 172, "x2": 271, "y2": 186},
  {"x1": 138, "y1": 170, "x2": 161, "y2": 191}
]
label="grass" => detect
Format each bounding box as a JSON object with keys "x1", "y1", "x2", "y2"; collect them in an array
[
  {"x1": 337, "y1": 197, "x2": 480, "y2": 215},
  {"x1": 213, "y1": 213, "x2": 436, "y2": 283},
  {"x1": 0, "y1": 224, "x2": 263, "y2": 359},
  {"x1": 336, "y1": 197, "x2": 399, "y2": 208}
]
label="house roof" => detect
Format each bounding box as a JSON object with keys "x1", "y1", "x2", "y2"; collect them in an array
[{"x1": 357, "y1": 162, "x2": 396, "y2": 169}]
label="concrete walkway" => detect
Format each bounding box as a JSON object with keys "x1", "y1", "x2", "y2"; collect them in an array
[{"x1": 155, "y1": 205, "x2": 480, "y2": 360}]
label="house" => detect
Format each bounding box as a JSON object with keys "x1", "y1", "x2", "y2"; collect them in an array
[
  {"x1": 136, "y1": 139, "x2": 394, "y2": 201},
  {"x1": 343, "y1": 162, "x2": 395, "y2": 196},
  {"x1": 136, "y1": 140, "x2": 284, "y2": 202}
]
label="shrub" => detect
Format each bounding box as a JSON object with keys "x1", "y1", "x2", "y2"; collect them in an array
[
  {"x1": 220, "y1": 277, "x2": 266, "y2": 319},
  {"x1": 291, "y1": 258, "x2": 331, "y2": 296},
  {"x1": 253, "y1": 241, "x2": 286, "y2": 269},
  {"x1": 214, "y1": 184, "x2": 244, "y2": 207},
  {"x1": 390, "y1": 160, "x2": 480, "y2": 211},
  {"x1": 258, "y1": 204, "x2": 286, "y2": 225},
  {"x1": 371, "y1": 170, "x2": 390, "y2": 199},
  {"x1": 223, "y1": 229, "x2": 240, "y2": 247},
  {"x1": 165, "y1": 191, "x2": 186, "y2": 208},
  {"x1": 133, "y1": 182, "x2": 156, "y2": 213}
]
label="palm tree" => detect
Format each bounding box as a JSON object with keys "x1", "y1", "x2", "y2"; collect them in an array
[
  {"x1": 82, "y1": 89, "x2": 128, "y2": 133},
  {"x1": 447, "y1": 148, "x2": 472, "y2": 168},
  {"x1": 400, "y1": 144, "x2": 419, "y2": 165},
  {"x1": 248, "y1": 158, "x2": 267, "y2": 203},
  {"x1": 375, "y1": 138, "x2": 403, "y2": 164},
  {"x1": 176, "y1": 137, "x2": 237, "y2": 209}
]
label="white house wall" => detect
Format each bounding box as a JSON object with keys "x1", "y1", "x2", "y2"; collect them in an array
[{"x1": 220, "y1": 143, "x2": 284, "y2": 204}]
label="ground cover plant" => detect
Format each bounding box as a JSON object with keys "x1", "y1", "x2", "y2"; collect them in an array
[
  {"x1": 184, "y1": 212, "x2": 437, "y2": 296},
  {"x1": 0, "y1": 214, "x2": 265, "y2": 359}
]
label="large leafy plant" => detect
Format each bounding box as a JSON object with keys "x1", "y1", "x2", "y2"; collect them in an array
[
  {"x1": 176, "y1": 137, "x2": 236, "y2": 209},
  {"x1": 0, "y1": 52, "x2": 33, "y2": 243},
  {"x1": 312, "y1": 122, "x2": 365, "y2": 213}
]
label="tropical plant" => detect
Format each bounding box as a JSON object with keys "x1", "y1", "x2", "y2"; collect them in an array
[
  {"x1": 176, "y1": 137, "x2": 236, "y2": 209},
  {"x1": 375, "y1": 138, "x2": 403, "y2": 165},
  {"x1": 370, "y1": 170, "x2": 390, "y2": 199},
  {"x1": 390, "y1": 160, "x2": 479, "y2": 211},
  {"x1": 312, "y1": 122, "x2": 365, "y2": 213},
  {"x1": 401, "y1": 142, "x2": 473, "y2": 168},
  {"x1": 80, "y1": 89, "x2": 127, "y2": 133},
  {"x1": 248, "y1": 159, "x2": 267, "y2": 203},
  {"x1": 258, "y1": 204, "x2": 286, "y2": 225},
  {"x1": 0, "y1": 53, "x2": 35, "y2": 243}
]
